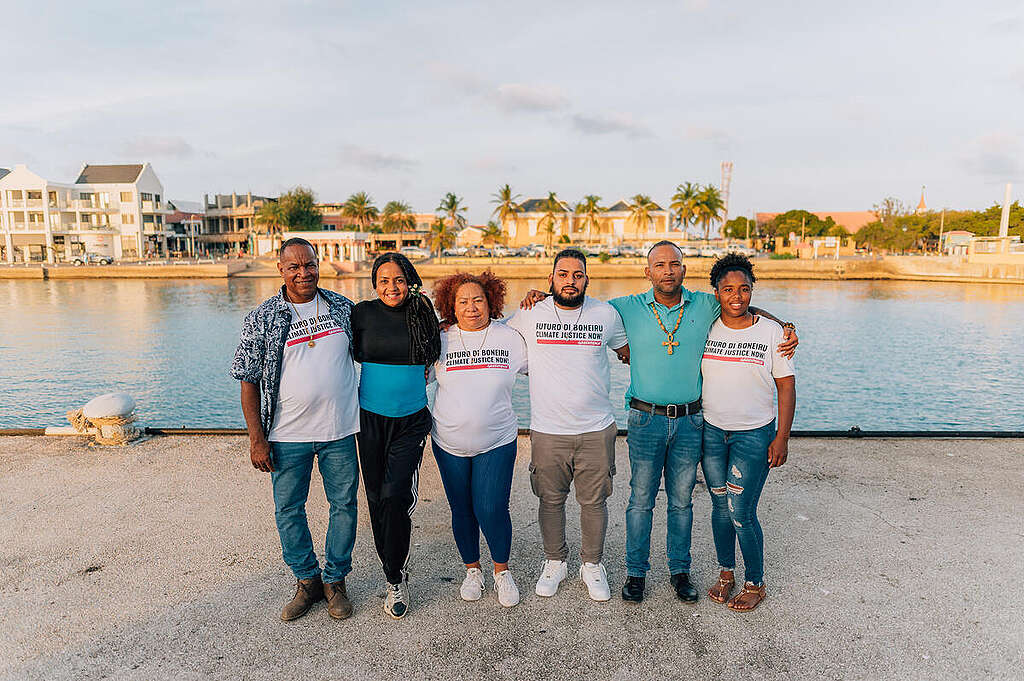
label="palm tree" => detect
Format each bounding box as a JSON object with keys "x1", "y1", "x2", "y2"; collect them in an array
[
  {"x1": 540, "y1": 191, "x2": 564, "y2": 250},
  {"x1": 482, "y1": 220, "x2": 504, "y2": 248},
  {"x1": 428, "y1": 217, "x2": 455, "y2": 257},
  {"x1": 490, "y1": 184, "x2": 520, "y2": 238},
  {"x1": 574, "y1": 195, "x2": 604, "y2": 241},
  {"x1": 695, "y1": 185, "x2": 725, "y2": 243},
  {"x1": 381, "y1": 200, "x2": 415, "y2": 250},
  {"x1": 670, "y1": 182, "x2": 700, "y2": 240},
  {"x1": 255, "y1": 199, "x2": 286, "y2": 252},
  {"x1": 342, "y1": 192, "x2": 379, "y2": 232},
  {"x1": 437, "y1": 192, "x2": 468, "y2": 231},
  {"x1": 627, "y1": 194, "x2": 657, "y2": 242}
]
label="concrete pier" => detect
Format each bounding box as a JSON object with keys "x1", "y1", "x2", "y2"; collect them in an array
[{"x1": 1, "y1": 435, "x2": 1021, "y2": 680}]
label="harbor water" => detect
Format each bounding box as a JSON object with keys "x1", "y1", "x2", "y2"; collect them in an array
[{"x1": 1, "y1": 277, "x2": 1022, "y2": 430}]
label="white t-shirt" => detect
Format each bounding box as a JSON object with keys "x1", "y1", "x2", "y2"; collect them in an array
[
  {"x1": 700, "y1": 317, "x2": 795, "y2": 431},
  {"x1": 508, "y1": 297, "x2": 628, "y2": 435},
  {"x1": 268, "y1": 295, "x2": 360, "y2": 442},
  {"x1": 430, "y1": 322, "x2": 529, "y2": 456}
]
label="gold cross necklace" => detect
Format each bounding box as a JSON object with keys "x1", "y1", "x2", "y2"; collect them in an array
[
  {"x1": 288, "y1": 294, "x2": 319, "y2": 348},
  {"x1": 649, "y1": 301, "x2": 684, "y2": 355}
]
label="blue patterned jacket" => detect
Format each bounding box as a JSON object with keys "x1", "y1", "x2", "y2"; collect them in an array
[{"x1": 230, "y1": 286, "x2": 354, "y2": 437}]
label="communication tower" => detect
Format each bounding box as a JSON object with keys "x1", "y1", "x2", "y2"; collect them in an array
[{"x1": 720, "y1": 161, "x2": 733, "y2": 229}]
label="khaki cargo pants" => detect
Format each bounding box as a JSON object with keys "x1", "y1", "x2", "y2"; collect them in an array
[{"x1": 529, "y1": 422, "x2": 618, "y2": 564}]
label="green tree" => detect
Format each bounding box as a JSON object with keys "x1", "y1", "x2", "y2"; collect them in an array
[
  {"x1": 257, "y1": 187, "x2": 322, "y2": 244},
  {"x1": 670, "y1": 181, "x2": 701, "y2": 238},
  {"x1": 428, "y1": 217, "x2": 456, "y2": 256},
  {"x1": 540, "y1": 191, "x2": 564, "y2": 250},
  {"x1": 490, "y1": 184, "x2": 520, "y2": 237},
  {"x1": 722, "y1": 216, "x2": 756, "y2": 240},
  {"x1": 255, "y1": 199, "x2": 286, "y2": 249},
  {"x1": 574, "y1": 195, "x2": 604, "y2": 240},
  {"x1": 438, "y1": 192, "x2": 468, "y2": 231},
  {"x1": 381, "y1": 200, "x2": 415, "y2": 250},
  {"x1": 627, "y1": 194, "x2": 657, "y2": 241},
  {"x1": 482, "y1": 220, "x2": 504, "y2": 248},
  {"x1": 694, "y1": 185, "x2": 725, "y2": 242},
  {"x1": 342, "y1": 191, "x2": 379, "y2": 231}
]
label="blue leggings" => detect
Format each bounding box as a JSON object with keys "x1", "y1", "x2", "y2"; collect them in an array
[{"x1": 432, "y1": 439, "x2": 518, "y2": 565}]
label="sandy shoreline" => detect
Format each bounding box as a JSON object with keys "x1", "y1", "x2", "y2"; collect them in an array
[{"x1": 1, "y1": 434, "x2": 1021, "y2": 680}]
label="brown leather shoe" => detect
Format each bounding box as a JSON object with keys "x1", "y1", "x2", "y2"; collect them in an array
[
  {"x1": 281, "y1": 576, "x2": 324, "y2": 621},
  {"x1": 324, "y1": 580, "x2": 353, "y2": 620}
]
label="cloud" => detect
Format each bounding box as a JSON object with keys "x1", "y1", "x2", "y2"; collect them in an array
[
  {"x1": 571, "y1": 112, "x2": 652, "y2": 138},
  {"x1": 962, "y1": 134, "x2": 1022, "y2": 180},
  {"x1": 684, "y1": 125, "x2": 734, "y2": 150},
  {"x1": 493, "y1": 84, "x2": 568, "y2": 113},
  {"x1": 426, "y1": 62, "x2": 487, "y2": 96},
  {"x1": 988, "y1": 16, "x2": 1022, "y2": 33},
  {"x1": 466, "y1": 156, "x2": 518, "y2": 174},
  {"x1": 683, "y1": 0, "x2": 710, "y2": 10},
  {"x1": 119, "y1": 136, "x2": 194, "y2": 159},
  {"x1": 340, "y1": 144, "x2": 417, "y2": 172}
]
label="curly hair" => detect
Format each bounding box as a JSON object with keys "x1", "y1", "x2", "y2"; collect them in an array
[
  {"x1": 431, "y1": 270, "x2": 508, "y2": 325},
  {"x1": 710, "y1": 252, "x2": 757, "y2": 289}
]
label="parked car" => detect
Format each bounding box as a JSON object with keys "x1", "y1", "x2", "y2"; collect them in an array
[
  {"x1": 465, "y1": 246, "x2": 492, "y2": 257},
  {"x1": 680, "y1": 245, "x2": 700, "y2": 257},
  {"x1": 618, "y1": 244, "x2": 639, "y2": 257},
  {"x1": 399, "y1": 246, "x2": 431, "y2": 260},
  {"x1": 442, "y1": 246, "x2": 468, "y2": 256},
  {"x1": 69, "y1": 253, "x2": 113, "y2": 266},
  {"x1": 699, "y1": 246, "x2": 723, "y2": 258},
  {"x1": 492, "y1": 245, "x2": 515, "y2": 257}
]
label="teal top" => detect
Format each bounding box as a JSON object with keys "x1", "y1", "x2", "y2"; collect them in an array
[
  {"x1": 609, "y1": 287, "x2": 720, "y2": 406},
  {"x1": 358, "y1": 362, "x2": 427, "y2": 417}
]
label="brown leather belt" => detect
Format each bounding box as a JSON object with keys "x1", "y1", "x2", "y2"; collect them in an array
[{"x1": 629, "y1": 397, "x2": 702, "y2": 418}]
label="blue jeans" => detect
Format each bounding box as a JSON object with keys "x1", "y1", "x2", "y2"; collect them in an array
[
  {"x1": 269, "y1": 436, "x2": 359, "y2": 583},
  {"x1": 700, "y1": 421, "x2": 775, "y2": 585},
  {"x1": 625, "y1": 407, "x2": 704, "y2": 577},
  {"x1": 432, "y1": 439, "x2": 518, "y2": 565}
]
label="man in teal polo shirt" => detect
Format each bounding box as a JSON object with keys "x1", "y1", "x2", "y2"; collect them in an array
[{"x1": 609, "y1": 241, "x2": 796, "y2": 604}]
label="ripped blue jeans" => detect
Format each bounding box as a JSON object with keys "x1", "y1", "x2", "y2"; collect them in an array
[{"x1": 700, "y1": 421, "x2": 775, "y2": 586}]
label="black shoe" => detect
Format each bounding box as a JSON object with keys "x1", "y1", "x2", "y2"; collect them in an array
[
  {"x1": 670, "y1": 573, "x2": 699, "y2": 603},
  {"x1": 621, "y1": 576, "x2": 645, "y2": 602}
]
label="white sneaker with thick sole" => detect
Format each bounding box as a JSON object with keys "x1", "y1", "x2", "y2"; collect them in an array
[
  {"x1": 460, "y1": 567, "x2": 485, "y2": 601},
  {"x1": 493, "y1": 570, "x2": 520, "y2": 607},
  {"x1": 535, "y1": 559, "x2": 568, "y2": 597},
  {"x1": 580, "y1": 562, "x2": 611, "y2": 602}
]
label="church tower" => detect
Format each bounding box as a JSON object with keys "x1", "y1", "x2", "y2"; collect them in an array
[{"x1": 916, "y1": 185, "x2": 927, "y2": 215}]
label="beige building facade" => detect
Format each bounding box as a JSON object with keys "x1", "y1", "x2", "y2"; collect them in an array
[
  {"x1": 201, "y1": 193, "x2": 274, "y2": 254},
  {"x1": 501, "y1": 197, "x2": 674, "y2": 248}
]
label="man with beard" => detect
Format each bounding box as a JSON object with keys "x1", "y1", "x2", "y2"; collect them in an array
[{"x1": 507, "y1": 249, "x2": 629, "y2": 602}]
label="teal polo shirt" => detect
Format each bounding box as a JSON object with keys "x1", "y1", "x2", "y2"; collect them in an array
[{"x1": 609, "y1": 287, "x2": 720, "y2": 407}]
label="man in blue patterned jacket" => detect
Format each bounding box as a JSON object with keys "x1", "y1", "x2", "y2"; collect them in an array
[{"x1": 231, "y1": 238, "x2": 360, "y2": 622}]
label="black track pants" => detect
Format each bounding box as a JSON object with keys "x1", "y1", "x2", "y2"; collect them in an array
[{"x1": 357, "y1": 406, "x2": 432, "y2": 584}]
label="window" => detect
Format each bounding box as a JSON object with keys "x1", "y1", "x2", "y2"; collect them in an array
[
  {"x1": 48, "y1": 191, "x2": 57, "y2": 204},
  {"x1": 27, "y1": 191, "x2": 42, "y2": 200},
  {"x1": 29, "y1": 212, "x2": 45, "y2": 224},
  {"x1": 141, "y1": 192, "x2": 153, "y2": 201},
  {"x1": 121, "y1": 213, "x2": 135, "y2": 224},
  {"x1": 154, "y1": 194, "x2": 161, "y2": 203},
  {"x1": 143, "y1": 214, "x2": 155, "y2": 223},
  {"x1": 81, "y1": 214, "x2": 93, "y2": 225},
  {"x1": 79, "y1": 192, "x2": 93, "y2": 200},
  {"x1": 156, "y1": 215, "x2": 163, "y2": 225},
  {"x1": 8, "y1": 190, "x2": 22, "y2": 200},
  {"x1": 120, "y1": 191, "x2": 133, "y2": 202}
]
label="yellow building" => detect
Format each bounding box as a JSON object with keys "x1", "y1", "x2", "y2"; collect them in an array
[{"x1": 500, "y1": 197, "x2": 675, "y2": 248}]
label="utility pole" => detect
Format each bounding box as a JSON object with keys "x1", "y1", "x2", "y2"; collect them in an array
[{"x1": 938, "y1": 208, "x2": 945, "y2": 256}]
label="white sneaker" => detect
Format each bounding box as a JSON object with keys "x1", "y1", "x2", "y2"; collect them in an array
[
  {"x1": 493, "y1": 570, "x2": 520, "y2": 607},
  {"x1": 535, "y1": 559, "x2": 568, "y2": 597},
  {"x1": 460, "y1": 567, "x2": 485, "y2": 601},
  {"x1": 579, "y1": 562, "x2": 611, "y2": 602},
  {"x1": 383, "y1": 578, "x2": 409, "y2": 619}
]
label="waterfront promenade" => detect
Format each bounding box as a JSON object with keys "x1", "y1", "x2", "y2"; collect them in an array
[{"x1": 1, "y1": 435, "x2": 1020, "y2": 680}]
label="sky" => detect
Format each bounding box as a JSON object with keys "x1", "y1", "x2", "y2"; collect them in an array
[{"x1": 1, "y1": 0, "x2": 1022, "y2": 224}]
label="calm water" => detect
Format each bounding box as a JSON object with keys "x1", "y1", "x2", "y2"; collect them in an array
[{"x1": 1, "y1": 277, "x2": 1022, "y2": 430}]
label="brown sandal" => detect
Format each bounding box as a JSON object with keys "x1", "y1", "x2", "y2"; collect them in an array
[
  {"x1": 727, "y1": 582, "x2": 766, "y2": 612},
  {"x1": 707, "y1": 571, "x2": 736, "y2": 603}
]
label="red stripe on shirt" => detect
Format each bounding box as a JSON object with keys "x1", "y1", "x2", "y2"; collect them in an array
[
  {"x1": 702, "y1": 353, "x2": 765, "y2": 365},
  {"x1": 286, "y1": 327, "x2": 344, "y2": 347},
  {"x1": 537, "y1": 339, "x2": 602, "y2": 346},
  {"x1": 446, "y1": 363, "x2": 510, "y2": 371}
]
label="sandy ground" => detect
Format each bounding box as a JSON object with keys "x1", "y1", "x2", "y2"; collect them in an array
[{"x1": 1, "y1": 435, "x2": 1021, "y2": 681}]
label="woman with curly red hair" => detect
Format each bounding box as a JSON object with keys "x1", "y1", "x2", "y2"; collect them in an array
[{"x1": 429, "y1": 271, "x2": 528, "y2": 607}]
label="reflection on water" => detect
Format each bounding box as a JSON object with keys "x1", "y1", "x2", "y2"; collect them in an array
[{"x1": 2, "y1": 277, "x2": 1022, "y2": 430}]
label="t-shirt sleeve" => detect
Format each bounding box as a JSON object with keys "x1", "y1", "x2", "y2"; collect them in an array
[
  {"x1": 606, "y1": 307, "x2": 628, "y2": 349},
  {"x1": 770, "y1": 322, "x2": 796, "y2": 379},
  {"x1": 506, "y1": 309, "x2": 526, "y2": 336},
  {"x1": 230, "y1": 308, "x2": 265, "y2": 384},
  {"x1": 694, "y1": 290, "x2": 721, "y2": 318},
  {"x1": 512, "y1": 328, "x2": 529, "y2": 374}
]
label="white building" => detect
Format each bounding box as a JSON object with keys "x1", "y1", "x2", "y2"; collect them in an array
[{"x1": 0, "y1": 163, "x2": 170, "y2": 263}]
